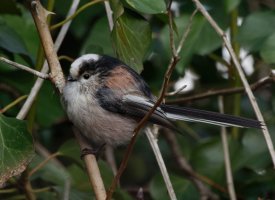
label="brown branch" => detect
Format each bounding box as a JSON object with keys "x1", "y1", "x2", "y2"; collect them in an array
[
  {"x1": 106, "y1": 4, "x2": 198, "y2": 199},
  {"x1": 73, "y1": 129, "x2": 107, "y2": 199},
  {"x1": 28, "y1": 0, "x2": 65, "y2": 91},
  {"x1": 0, "y1": 84, "x2": 21, "y2": 98},
  {"x1": 35, "y1": 143, "x2": 71, "y2": 199},
  {"x1": 21, "y1": 170, "x2": 35, "y2": 200},
  {"x1": 27, "y1": 1, "x2": 106, "y2": 199},
  {"x1": 29, "y1": 152, "x2": 61, "y2": 177},
  {"x1": 106, "y1": 1, "x2": 182, "y2": 199},
  {"x1": 163, "y1": 130, "x2": 222, "y2": 200},
  {"x1": 167, "y1": 73, "x2": 275, "y2": 104}
]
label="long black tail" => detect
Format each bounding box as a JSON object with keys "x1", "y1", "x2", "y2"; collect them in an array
[{"x1": 161, "y1": 104, "x2": 262, "y2": 129}]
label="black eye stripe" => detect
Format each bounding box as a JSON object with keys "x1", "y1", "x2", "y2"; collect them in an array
[{"x1": 78, "y1": 60, "x2": 96, "y2": 76}]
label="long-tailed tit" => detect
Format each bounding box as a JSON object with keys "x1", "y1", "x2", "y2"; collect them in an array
[{"x1": 62, "y1": 54, "x2": 261, "y2": 148}]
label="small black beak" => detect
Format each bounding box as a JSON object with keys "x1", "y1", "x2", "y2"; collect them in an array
[{"x1": 67, "y1": 75, "x2": 76, "y2": 82}]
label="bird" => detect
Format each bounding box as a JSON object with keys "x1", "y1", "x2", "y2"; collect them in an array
[{"x1": 62, "y1": 54, "x2": 262, "y2": 149}]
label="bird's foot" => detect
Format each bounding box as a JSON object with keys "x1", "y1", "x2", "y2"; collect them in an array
[{"x1": 80, "y1": 143, "x2": 106, "y2": 160}]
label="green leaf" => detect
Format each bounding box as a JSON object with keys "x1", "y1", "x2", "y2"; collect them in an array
[
  {"x1": 149, "y1": 173, "x2": 198, "y2": 200},
  {"x1": 234, "y1": 130, "x2": 270, "y2": 171},
  {"x1": 58, "y1": 139, "x2": 81, "y2": 164},
  {"x1": 109, "y1": 0, "x2": 124, "y2": 21},
  {"x1": 238, "y1": 11, "x2": 275, "y2": 51},
  {"x1": 81, "y1": 17, "x2": 114, "y2": 56},
  {"x1": 30, "y1": 155, "x2": 70, "y2": 185},
  {"x1": 1, "y1": 72, "x2": 64, "y2": 127},
  {"x1": 112, "y1": 12, "x2": 151, "y2": 73},
  {"x1": 191, "y1": 137, "x2": 225, "y2": 183},
  {"x1": 260, "y1": 33, "x2": 275, "y2": 64},
  {"x1": 113, "y1": 188, "x2": 133, "y2": 200},
  {"x1": 1, "y1": 13, "x2": 39, "y2": 58},
  {"x1": 36, "y1": 81, "x2": 65, "y2": 127},
  {"x1": 0, "y1": 21, "x2": 29, "y2": 55},
  {"x1": 160, "y1": 14, "x2": 222, "y2": 74},
  {"x1": 122, "y1": 0, "x2": 166, "y2": 14},
  {"x1": 0, "y1": 114, "x2": 34, "y2": 186}
]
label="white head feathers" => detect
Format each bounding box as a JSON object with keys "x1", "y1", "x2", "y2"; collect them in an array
[{"x1": 70, "y1": 54, "x2": 101, "y2": 78}]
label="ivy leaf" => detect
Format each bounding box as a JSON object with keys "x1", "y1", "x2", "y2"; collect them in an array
[
  {"x1": 238, "y1": 11, "x2": 275, "y2": 51},
  {"x1": 0, "y1": 114, "x2": 34, "y2": 186},
  {"x1": 260, "y1": 33, "x2": 275, "y2": 64},
  {"x1": 0, "y1": 21, "x2": 30, "y2": 56},
  {"x1": 149, "y1": 173, "x2": 198, "y2": 199},
  {"x1": 122, "y1": 0, "x2": 166, "y2": 14},
  {"x1": 112, "y1": 12, "x2": 151, "y2": 73},
  {"x1": 109, "y1": 0, "x2": 124, "y2": 21}
]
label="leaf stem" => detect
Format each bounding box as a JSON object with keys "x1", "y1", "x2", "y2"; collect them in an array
[
  {"x1": 50, "y1": 0, "x2": 105, "y2": 30},
  {"x1": 29, "y1": 152, "x2": 61, "y2": 177},
  {"x1": 0, "y1": 95, "x2": 28, "y2": 114}
]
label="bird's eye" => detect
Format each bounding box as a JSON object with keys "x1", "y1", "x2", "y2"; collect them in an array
[{"x1": 83, "y1": 73, "x2": 90, "y2": 80}]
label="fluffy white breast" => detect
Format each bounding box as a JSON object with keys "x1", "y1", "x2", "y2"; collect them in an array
[{"x1": 70, "y1": 54, "x2": 101, "y2": 78}]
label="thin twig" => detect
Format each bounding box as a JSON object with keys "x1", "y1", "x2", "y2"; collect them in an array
[
  {"x1": 145, "y1": 128, "x2": 177, "y2": 200},
  {"x1": 167, "y1": 73, "x2": 275, "y2": 104},
  {"x1": 0, "y1": 57, "x2": 49, "y2": 79},
  {"x1": 162, "y1": 130, "x2": 219, "y2": 199},
  {"x1": 165, "y1": 85, "x2": 187, "y2": 96},
  {"x1": 105, "y1": 146, "x2": 118, "y2": 177},
  {"x1": 0, "y1": 188, "x2": 17, "y2": 194},
  {"x1": 176, "y1": 8, "x2": 198, "y2": 54},
  {"x1": 22, "y1": 170, "x2": 35, "y2": 200},
  {"x1": 167, "y1": 0, "x2": 177, "y2": 56},
  {"x1": 192, "y1": 0, "x2": 275, "y2": 167},
  {"x1": 106, "y1": 3, "x2": 196, "y2": 198},
  {"x1": 73, "y1": 129, "x2": 107, "y2": 200},
  {"x1": 29, "y1": 152, "x2": 61, "y2": 177},
  {"x1": 35, "y1": 143, "x2": 71, "y2": 200},
  {"x1": 50, "y1": 0, "x2": 105, "y2": 30},
  {"x1": 17, "y1": 0, "x2": 80, "y2": 120},
  {"x1": 0, "y1": 84, "x2": 20, "y2": 98},
  {"x1": 28, "y1": 0, "x2": 65, "y2": 91},
  {"x1": 31, "y1": 187, "x2": 52, "y2": 193},
  {"x1": 0, "y1": 95, "x2": 28, "y2": 113},
  {"x1": 58, "y1": 55, "x2": 74, "y2": 62},
  {"x1": 218, "y1": 96, "x2": 237, "y2": 200}
]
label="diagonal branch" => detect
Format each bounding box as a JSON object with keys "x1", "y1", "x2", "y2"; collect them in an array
[
  {"x1": 167, "y1": 72, "x2": 275, "y2": 104},
  {"x1": 26, "y1": 1, "x2": 106, "y2": 199},
  {"x1": 106, "y1": 3, "x2": 197, "y2": 199},
  {"x1": 162, "y1": 130, "x2": 219, "y2": 200},
  {"x1": 0, "y1": 57, "x2": 49, "y2": 79},
  {"x1": 28, "y1": 0, "x2": 65, "y2": 91},
  {"x1": 192, "y1": 0, "x2": 275, "y2": 167},
  {"x1": 17, "y1": 0, "x2": 80, "y2": 120},
  {"x1": 145, "y1": 127, "x2": 177, "y2": 200}
]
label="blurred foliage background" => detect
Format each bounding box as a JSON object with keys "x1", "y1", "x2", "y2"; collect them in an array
[{"x1": 0, "y1": 0, "x2": 275, "y2": 199}]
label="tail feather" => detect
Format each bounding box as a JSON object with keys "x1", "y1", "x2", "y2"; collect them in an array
[{"x1": 161, "y1": 105, "x2": 262, "y2": 129}]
